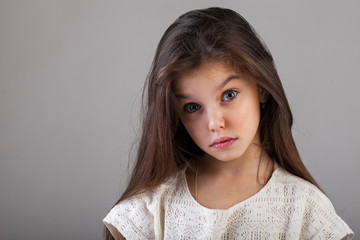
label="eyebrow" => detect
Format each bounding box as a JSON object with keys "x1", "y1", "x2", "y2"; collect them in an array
[
  {"x1": 175, "y1": 75, "x2": 242, "y2": 99},
  {"x1": 216, "y1": 75, "x2": 242, "y2": 91}
]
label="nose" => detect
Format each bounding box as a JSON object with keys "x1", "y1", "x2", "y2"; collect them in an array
[{"x1": 207, "y1": 108, "x2": 225, "y2": 132}]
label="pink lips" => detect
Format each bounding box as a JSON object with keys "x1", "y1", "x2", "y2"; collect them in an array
[{"x1": 210, "y1": 137, "x2": 237, "y2": 150}]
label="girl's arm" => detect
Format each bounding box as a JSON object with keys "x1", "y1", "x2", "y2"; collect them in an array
[
  {"x1": 115, "y1": 233, "x2": 126, "y2": 240},
  {"x1": 106, "y1": 223, "x2": 126, "y2": 240}
]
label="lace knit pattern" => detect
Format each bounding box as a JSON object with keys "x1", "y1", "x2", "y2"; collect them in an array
[{"x1": 103, "y1": 165, "x2": 354, "y2": 240}]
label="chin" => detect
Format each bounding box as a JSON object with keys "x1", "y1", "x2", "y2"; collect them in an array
[{"x1": 207, "y1": 151, "x2": 245, "y2": 163}]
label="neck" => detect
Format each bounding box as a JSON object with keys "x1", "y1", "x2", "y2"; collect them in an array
[
  {"x1": 197, "y1": 149, "x2": 274, "y2": 187},
  {"x1": 191, "y1": 147, "x2": 274, "y2": 207}
]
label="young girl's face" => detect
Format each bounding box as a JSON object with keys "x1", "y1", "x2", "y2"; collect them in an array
[{"x1": 175, "y1": 61, "x2": 262, "y2": 163}]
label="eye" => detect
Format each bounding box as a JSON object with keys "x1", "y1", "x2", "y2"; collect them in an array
[
  {"x1": 222, "y1": 90, "x2": 238, "y2": 101},
  {"x1": 183, "y1": 103, "x2": 201, "y2": 113}
]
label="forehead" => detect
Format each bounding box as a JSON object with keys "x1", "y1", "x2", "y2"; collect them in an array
[{"x1": 174, "y1": 61, "x2": 251, "y2": 92}]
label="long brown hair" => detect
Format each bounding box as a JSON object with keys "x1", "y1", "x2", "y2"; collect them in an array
[{"x1": 105, "y1": 7, "x2": 320, "y2": 239}]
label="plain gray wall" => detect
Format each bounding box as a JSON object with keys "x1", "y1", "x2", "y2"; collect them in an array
[{"x1": 0, "y1": 1, "x2": 359, "y2": 239}]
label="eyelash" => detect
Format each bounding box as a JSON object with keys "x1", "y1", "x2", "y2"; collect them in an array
[
  {"x1": 222, "y1": 89, "x2": 238, "y2": 101},
  {"x1": 183, "y1": 89, "x2": 238, "y2": 113}
]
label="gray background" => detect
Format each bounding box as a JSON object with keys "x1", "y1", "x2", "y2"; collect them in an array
[{"x1": 0, "y1": 0, "x2": 359, "y2": 239}]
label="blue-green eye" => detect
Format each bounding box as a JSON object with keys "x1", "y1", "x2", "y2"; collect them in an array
[
  {"x1": 222, "y1": 90, "x2": 238, "y2": 101},
  {"x1": 184, "y1": 103, "x2": 201, "y2": 113}
]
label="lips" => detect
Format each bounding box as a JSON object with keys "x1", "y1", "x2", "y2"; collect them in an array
[{"x1": 210, "y1": 137, "x2": 237, "y2": 150}]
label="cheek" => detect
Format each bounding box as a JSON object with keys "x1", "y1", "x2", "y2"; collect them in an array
[
  {"x1": 229, "y1": 99, "x2": 261, "y2": 132},
  {"x1": 181, "y1": 117, "x2": 206, "y2": 143}
]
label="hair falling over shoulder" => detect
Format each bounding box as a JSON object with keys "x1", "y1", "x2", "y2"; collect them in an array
[{"x1": 105, "y1": 7, "x2": 321, "y2": 240}]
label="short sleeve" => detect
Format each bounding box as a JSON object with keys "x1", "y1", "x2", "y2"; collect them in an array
[
  {"x1": 300, "y1": 187, "x2": 354, "y2": 240},
  {"x1": 103, "y1": 196, "x2": 156, "y2": 240}
]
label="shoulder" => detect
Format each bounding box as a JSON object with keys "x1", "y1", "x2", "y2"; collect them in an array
[
  {"x1": 268, "y1": 165, "x2": 354, "y2": 239},
  {"x1": 103, "y1": 169, "x2": 185, "y2": 239},
  {"x1": 271, "y1": 165, "x2": 332, "y2": 205}
]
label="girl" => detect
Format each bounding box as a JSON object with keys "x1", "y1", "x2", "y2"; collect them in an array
[{"x1": 103, "y1": 7, "x2": 354, "y2": 239}]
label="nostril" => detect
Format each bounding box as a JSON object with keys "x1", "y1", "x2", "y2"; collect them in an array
[{"x1": 208, "y1": 116, "x2": 225, "y2": 132}]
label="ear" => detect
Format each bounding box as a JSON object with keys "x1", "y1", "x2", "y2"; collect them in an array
[{"x1": 258, "y1": 87, "x2": 269, "y2": 103}]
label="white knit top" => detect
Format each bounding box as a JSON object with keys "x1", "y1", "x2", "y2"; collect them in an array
[{"x1": 103, "y1": 165, "x2": 354, "y2": 239}]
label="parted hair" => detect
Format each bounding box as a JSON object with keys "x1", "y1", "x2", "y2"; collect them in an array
[{"x1": 105, "y1": 7, "x2": 320, "y2": 240}]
